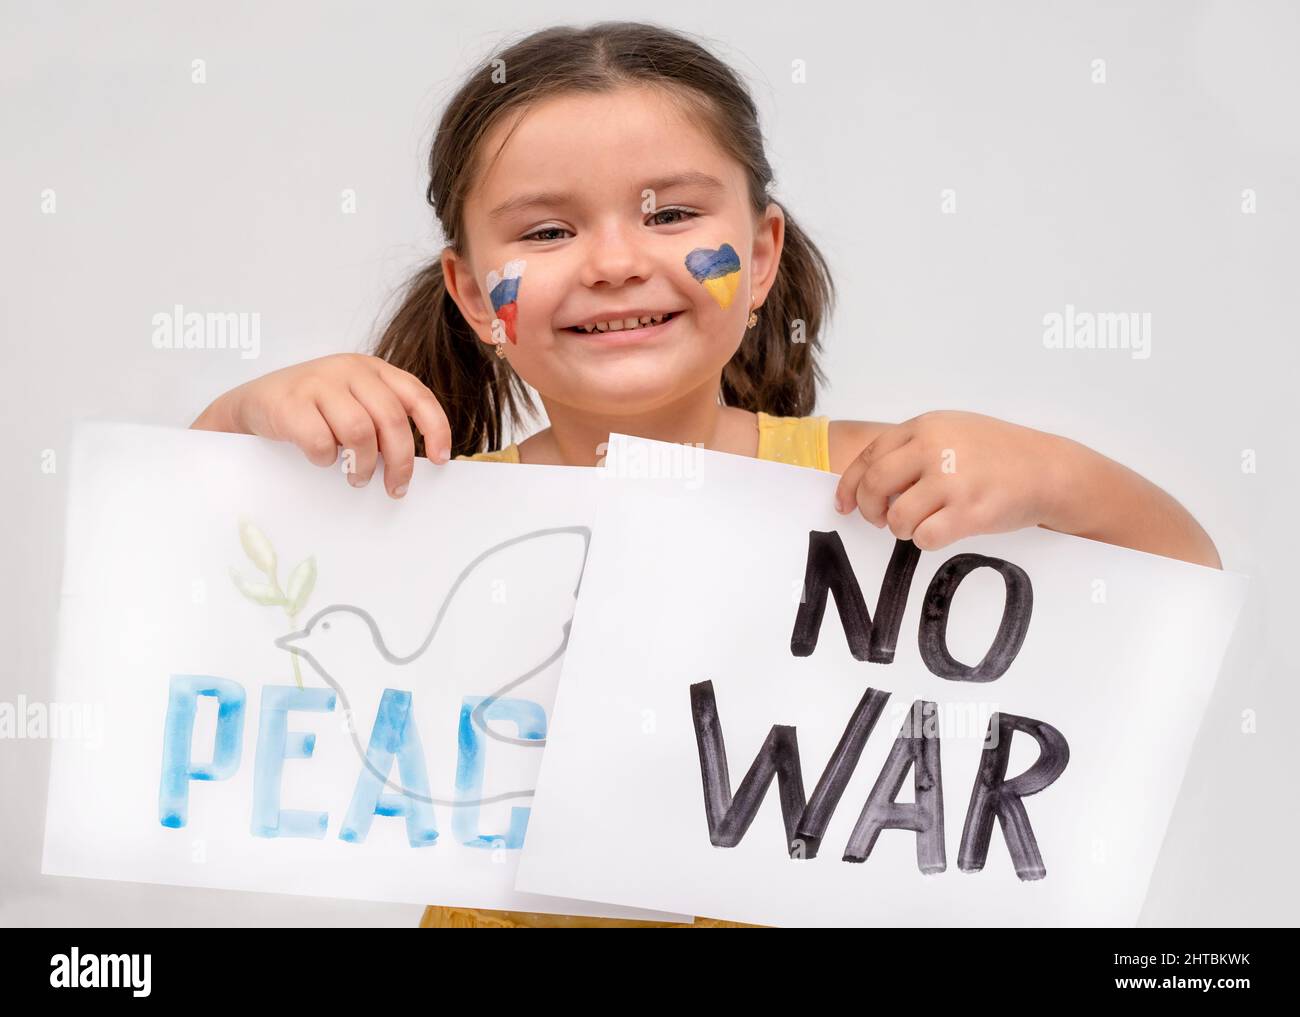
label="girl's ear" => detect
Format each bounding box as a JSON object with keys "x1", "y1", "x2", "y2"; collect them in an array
[
  {"x1": 749, "y1": 202, "x2": 786, "y2": 309},
  {"x1": 441, "y1": 247, "x2": 496, "y2": 346}
]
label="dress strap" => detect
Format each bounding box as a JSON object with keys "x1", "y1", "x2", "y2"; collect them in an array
[{"x1": 755, "y1": 412, "x2": 831, "y2": 471}]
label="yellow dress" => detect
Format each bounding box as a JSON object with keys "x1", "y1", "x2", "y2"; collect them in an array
[{"x1": 423, "y1": 411, "x2": 831, "y2": 928}]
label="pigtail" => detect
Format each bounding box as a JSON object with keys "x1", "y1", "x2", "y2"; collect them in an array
[{"x1": 722, "y1": 207, "x2": 834, "y2": 416}]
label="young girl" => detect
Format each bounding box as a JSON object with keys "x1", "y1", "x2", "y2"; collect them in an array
[{"x1": 191, "y1": 21, "x2": 1221, "y2": 928}]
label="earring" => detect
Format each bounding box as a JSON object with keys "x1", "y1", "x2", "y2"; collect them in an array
[
  {"x1": 747, "y1": 307, "x2": 759, "y2": 329},
  {"x1": 495, "y1": 338, "x2": 508, "y2": 360}
]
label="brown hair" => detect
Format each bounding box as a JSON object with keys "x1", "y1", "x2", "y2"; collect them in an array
[{"x1": 372, "y1": 21, "x2": 835, "y2": 458}]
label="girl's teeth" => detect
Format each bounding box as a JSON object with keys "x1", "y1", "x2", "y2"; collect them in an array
[{"x1": 578, "y1": 313, "x2": 670, "y2": 334}]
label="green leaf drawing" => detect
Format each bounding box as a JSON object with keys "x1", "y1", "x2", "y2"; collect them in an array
[
  {"x1": 284, "y1": 556, "x2": 317, "y2": 615},
  {"x1": 238, "y1": 517, "x2": 277, "y2": 578},
  {"x1": 229, "y1": 567, "x2": 286, "y2": 606},
  {"x1": 231, "y1": 518, "x2": 317, "y2": 689}
]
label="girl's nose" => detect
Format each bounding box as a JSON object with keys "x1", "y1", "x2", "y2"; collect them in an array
[{"x1": 577, "y1": 218, "x2": 653, "y2": 289}]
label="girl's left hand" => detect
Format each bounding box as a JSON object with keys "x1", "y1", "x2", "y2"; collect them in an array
[{"x1": 835, "y1": 410, "x2": 1072, "y2": 551}]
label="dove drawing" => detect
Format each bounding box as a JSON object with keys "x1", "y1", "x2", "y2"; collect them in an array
[{"x1": 271, "y1": 525, "x2": 590, "y2": 846}]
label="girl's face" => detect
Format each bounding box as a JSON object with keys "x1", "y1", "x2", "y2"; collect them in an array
[{"x1": 444, "y1": 86, "x2": 785, "y2": 418}]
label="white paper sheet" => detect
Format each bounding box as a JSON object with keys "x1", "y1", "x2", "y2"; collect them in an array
[
  {"x1": 515, "y1": 433, "x2": 1249, "y2": 926},
  {"x1": 41, "y1": 421, "x2": 686, "y2": 922}
]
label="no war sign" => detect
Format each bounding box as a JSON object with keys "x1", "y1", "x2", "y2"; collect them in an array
[{"x1": 515, "y1": 435, "x2": 1248, "y2": 927}]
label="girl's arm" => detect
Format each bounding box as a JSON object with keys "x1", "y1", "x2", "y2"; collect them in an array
[
  {"x1": 830, "y1": 414, "x2": 1222, "y2": 570},
  {"x1": 1037, "y1": 435, "x2": 1222, "y2": 569}
]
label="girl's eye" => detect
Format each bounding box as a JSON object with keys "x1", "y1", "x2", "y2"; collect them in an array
[
  {"x1": 521, "y1": 208, "x2": 698, "y2": 241},
  {"x1": 647, "y1": 207, "x2": 699, "y2": 227},
  {"x1": 523, "y1": 225, "x2": 572, "y2": 242}
]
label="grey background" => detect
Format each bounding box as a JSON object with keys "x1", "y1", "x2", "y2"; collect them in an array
[{"x1": 2, "y1": 0, "x2": 1296, "y2": 926}]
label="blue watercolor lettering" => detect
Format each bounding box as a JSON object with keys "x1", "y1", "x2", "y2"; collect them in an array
[
  {"x1": 159, "y1": 674, "x2": 246, "y2": 828},
  {"x1": 453, "y1": 696, "x2": 546, "y2": 849},
  {"x1": 250, "y1": 685, "x2": 335, "y2": 839},
  {"x1": 340, "y1": 689, "x2": 438, "y2": 847}
]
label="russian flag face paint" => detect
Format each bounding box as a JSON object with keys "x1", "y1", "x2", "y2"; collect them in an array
[
  {"x1": 486, "y1": 259, "x2": 526, "y2": 344},
  {"x1": 684, "y1": 243, "x2": 742, "y2": 310}
]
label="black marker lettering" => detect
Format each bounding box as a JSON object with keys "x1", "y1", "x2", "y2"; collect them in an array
[
  {"x1": 843, "y1": 700, "x2": 946, "y2": 873},
  {"x1": 959, "y1": 712, "x2": 1070, "y2": 880},
  {"x1": 793, "y1": 687, "x2": 892, "y2": 859},
  {"x1": 690, "y1": 680, "x2": 806, "y2": 850},
  {"x1": 918, "y1": 554, "x2": 1033, "y2": 682},
  {"x1": 791, "y1": 533, "x2": 921, "y2": 663}
]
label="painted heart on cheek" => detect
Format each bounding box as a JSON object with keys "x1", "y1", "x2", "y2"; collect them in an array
[
  {"x1": 486, "y1": 260, "x2": 526, "y2": 343},
  {"x1": 684, "y1": 243, "x2": 742, "y2": 310}
]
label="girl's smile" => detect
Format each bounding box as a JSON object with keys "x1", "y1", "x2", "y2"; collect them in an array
[{"x1": 562, "y1": 309, "x2": 686, "y2": 346}]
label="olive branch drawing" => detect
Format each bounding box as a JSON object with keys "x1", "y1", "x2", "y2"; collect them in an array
[{"x1": 229, "y1": 516, "x2": 316, "y2": 689}]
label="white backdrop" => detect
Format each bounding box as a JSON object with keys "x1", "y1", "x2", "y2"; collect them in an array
[{"x1": 3, "y1": 0, "x2": 1297, "y2": 926}]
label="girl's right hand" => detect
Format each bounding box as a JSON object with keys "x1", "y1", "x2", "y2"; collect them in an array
[{"x1": 190, "y1": 353, "x2": 452, "y2": 499}]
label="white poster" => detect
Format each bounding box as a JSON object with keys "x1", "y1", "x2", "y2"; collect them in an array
[
  {"x1": 41, "y1": 421, "x2": 683, "y2": 921},
  {"x1": 515, "y1": 434, "x2": 1250, "y2": 926}
]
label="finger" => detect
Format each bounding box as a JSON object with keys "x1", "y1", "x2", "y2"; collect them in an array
[
  {"x1": 315, "y1": 389, "x2": 379, "y2": 487},
  {"x1": 851, "y1": 442, "x2": 925, "y2": 527},
  {"x1": 910, "y1": 507, "x2": 963, "y2": 552},
  {"x1": 283, "y1": 403, "x2": 342, "y2": 469},
  {"x1": 835, "y1": 426, "x2": 912, "y2": 513},
  {"x1": 349, "y1": 374, "x2": 416, "y2": 498},
  {"x1": 375, "y1": 361, "x2": 453, "y2": 465},
  {"x1": 884, "y1": 478, "x2": 948, "y2": 542}
]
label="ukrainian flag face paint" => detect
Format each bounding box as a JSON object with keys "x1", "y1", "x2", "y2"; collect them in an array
[
  {"x1": 684, "y1": 243, "x2": 742, "y2": 310},
  {"x1": 486, "y1": 259, "x2": 526, "y2": 343}
]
